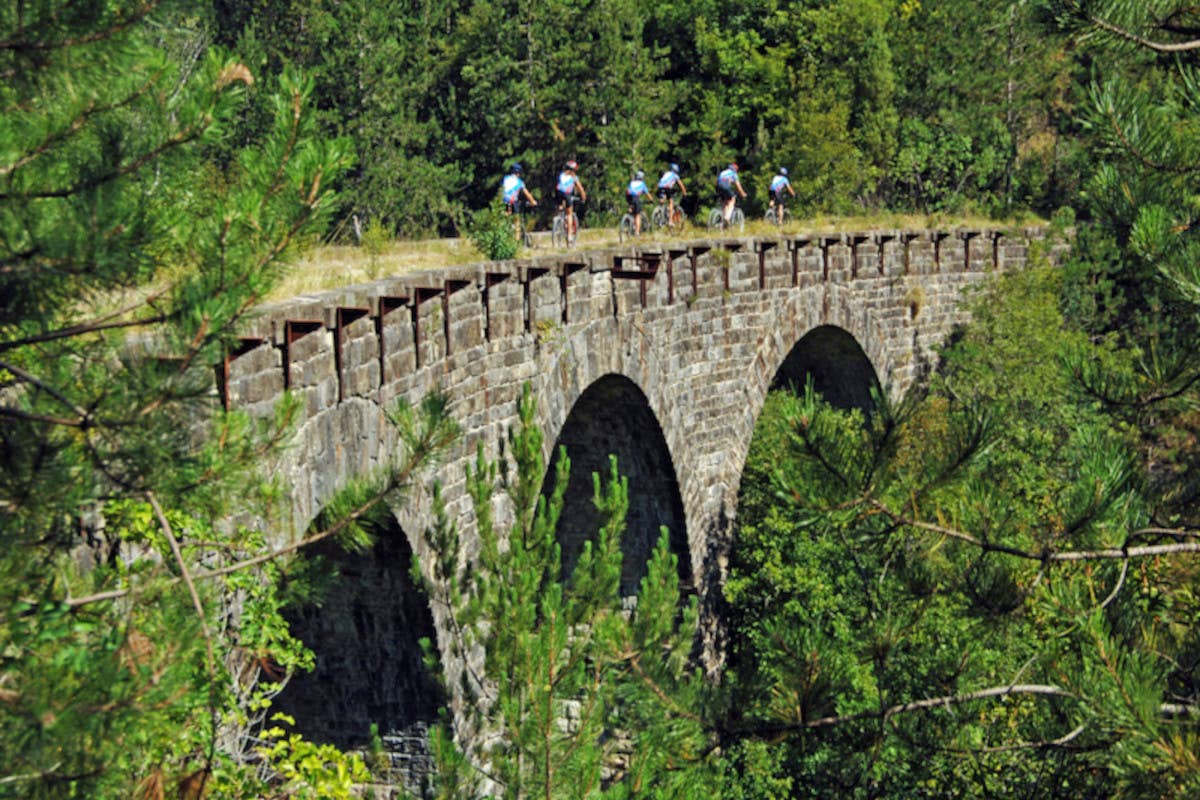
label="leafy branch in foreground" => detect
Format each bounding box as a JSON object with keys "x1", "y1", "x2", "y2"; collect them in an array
[
  {"x1": 726, "y1": 263, "x2": 1200, "y2": 797},
  {"x1": 414, "y1": 383, "x2": 720, "y2": 799},
  {"x1": 0, "y1": 4, "x2": 410, "y2": 797}
]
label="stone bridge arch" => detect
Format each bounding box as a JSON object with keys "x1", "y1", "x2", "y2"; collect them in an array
[
  {"x1": 219, "y1": 226, "x2": 1065, "y2": 742},
  {"x1": 270, "y1": 508, "x2": 442, "y2": 785},
  {"x1": 544, "y1": 373, "x2": 689, "y2": 597},
  {"x1": 768, "y1": 325, "x2": 882, "y2": 411}
]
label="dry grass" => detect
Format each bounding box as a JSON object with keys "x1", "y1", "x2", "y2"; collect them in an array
[
  {"x1": 269, "y1": 237, "x2": 485, "y2": 300},
  {"x1": 267, "y1": 210, "x2": 1045, "y2": 301}
]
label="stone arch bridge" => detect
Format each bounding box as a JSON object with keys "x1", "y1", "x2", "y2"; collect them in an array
[{"x1": 220, "y1": 227, "x2": 1061, "y2": 763}]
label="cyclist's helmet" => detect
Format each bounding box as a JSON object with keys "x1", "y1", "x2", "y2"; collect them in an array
[
  {"x1": 511, "y1": 162, "x2": 523, "y2": 174},
  {"x1": 729, "y1": 162, "x2": 739, "y2": 171},
  {"x1": 566, "y1": 160, "x2": 578, "y2": 171},
  {"x1": 780, "y1": 167, "x2": 789, "y2": 176},
  {"x1": 636, "y1": 170, "x2": 645, "y2": 180},
  {"x1": 670, "y1": 162, "x2": 680, "y2": 173}
]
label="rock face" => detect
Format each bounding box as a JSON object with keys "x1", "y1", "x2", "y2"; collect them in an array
[{"x1": 226, "y1": 228, "x2": 1064, "y2": 790}]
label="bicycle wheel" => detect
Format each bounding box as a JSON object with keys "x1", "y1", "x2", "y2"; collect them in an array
[
  {"x1": 731, "y1": 207, "x2": 745, "y2": 233},
  {"x1": 551, "y1": 214, "x2": 566, "y2": 247},
  {"x1": 651, "y1": 204, "x2": 668, "y2": 231},
  {"x1": 618, "y1": 214, "x2": 635, "y2": 242},
  {"x1": 765, "y1": 207, "x2": 777, "y2": 225},
  {"x1": 707, "y1": 208, "x2": 723, "y2": 230},
  {"x1": 778, "y1": 207, "x2": 790, "y2": 226}
]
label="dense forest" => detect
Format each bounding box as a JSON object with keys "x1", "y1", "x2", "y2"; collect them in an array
[
  {"x1": 204, "y1": 0, "x2": 1080, "y2": 232},
  {"x1": 4, "y1": 0, "x2": 1200, "y2": 798}
]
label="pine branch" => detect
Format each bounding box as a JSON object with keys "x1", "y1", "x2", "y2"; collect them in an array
[
  {"x1": 0, "y1": 301, "x2": 169, "y2": 353},
  {"x1": 147, "y1": 491, "x2": 215, "y2": 673},
  {"x1": 1085, "y1": 8, "x2": 1200, "y2": 52},
  {"x1": 871, "y1": 500, "x2": 1200, "y2": 563},
  {"x1": 0, "y1": 2, "x2": 160, "y2": 52},
  {"x1": 941, "y1": 723, "x2": 1090, "y2": 754},
  {"x1": 753, "y1": 683, "x2": 1075, "y2": 735},
  {"x1": 0, "y1": 404, "x2": 89, "y2": 428},
  {"x1": 63, "y1": 399, "x2": 455, "y2": 608},
  {"x1": 1099, "y1": 99, "x2": 1200, "y2": 176},
  {"x1": 0, "y1": 124, "x2": 206, "y2": 201},
  {"x1": 0, "y1": 359, "x2": 106, "y2": 426},
  {"x1": 0, "y1": 71, "x2": 161, "y2": 179}
]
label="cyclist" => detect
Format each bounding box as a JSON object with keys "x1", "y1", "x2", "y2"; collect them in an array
[
  {"x1": 556, "y1": 160, "x2": 587, "y2": 240},
  {"x1": 768, "y1": 167, "x2": 795, "y2": 222},
  {"x1": 502, "y1": 163, "x2": 537, "y2": 238},
  {"x1": 716, "y1": 162, "x2": 746, "y2": 226},
  {"x1": 625, "y1": 170, "x2": 651, "y2": 235},
  {"x1": 656, "y1": 162, "x2": 687, "y2": 226}
]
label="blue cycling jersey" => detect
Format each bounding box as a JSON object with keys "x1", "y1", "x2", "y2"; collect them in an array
[
  {"x1": 770, "y1": 174, "x2": 791, "y2": 193},
  {"x1": 627, "y1": 179, "x2": 650, "y2": 197},
  {"x1": 657, "y1": 170, "x2": 680, "y2": 190},
  {"x1": 502, "y1": 174, "x2": 525, "y2": 203},
  {"x1": 717, "y1": 168, "x2": 738, "y2": 189},
  {"x1": 557, "y1": 171, "x2": 578, "y2": 194}
]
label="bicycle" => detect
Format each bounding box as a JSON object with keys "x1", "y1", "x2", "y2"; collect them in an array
[
  {"x1": 513, "y1": 205, "x2": 533, "y2": 249},
  {"x1": 552, "y1": 197, "x2": 583, "y2": 247},
  {"x1": 707, "y1": 205, "x2": 745, "y2": 233},
  {"x1": 765, "y1": 204, "x2": 789, "y2": 226},
  {"x1": 651, "y1": 200, "x2": 686, "y2": 233},
  {"x1": 618, "y1": 210, "x2": 638, "y2": 242}
]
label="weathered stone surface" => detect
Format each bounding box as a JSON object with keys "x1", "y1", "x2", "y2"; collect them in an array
[{"x1": 225, "y1": 228, "x2": 1063, "y2": 780}]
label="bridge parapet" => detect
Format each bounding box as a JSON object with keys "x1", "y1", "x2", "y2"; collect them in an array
[{"x1": 220, "y1": 228, "x2": 1055, "y2": 428}]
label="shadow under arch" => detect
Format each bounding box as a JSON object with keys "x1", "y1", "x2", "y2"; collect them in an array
[
  {"x1": 273, "y1": 511, "x2": 442, "y2": 763},
  {"x1": 771, "y1": 324, "x2": 882, "y2": 412},
  {"x1": 544, "y1": 374, "x2": 690, "y2": 598}
]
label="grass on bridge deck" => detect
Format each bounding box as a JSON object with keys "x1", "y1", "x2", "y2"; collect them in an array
[{"x1": 269, "y1": 211, "x2": 1042, "y2": 302}]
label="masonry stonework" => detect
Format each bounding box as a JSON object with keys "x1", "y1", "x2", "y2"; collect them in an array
[{"x1": 225, "y1": 227, "x2": 1063, "y2": 777}]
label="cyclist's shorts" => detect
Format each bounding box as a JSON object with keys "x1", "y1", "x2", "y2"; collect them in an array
[
  {"x1": 716, "y1": 185, "x2": 735, "y2": 201},
  {"x1": 505, "y1": 199, "x2": 527, "y2": 215},
  {"x1": 657, "y1": 186, "x2": 679, "y2": 201},
  {"x1": 770, "y1": 190, "x2": 787, "y2": 206},
  {"x1": 626, "y1": 194, "x2": 643, "y2": 214},
  {"x1": 556, "y1": 190, "x2": 580, "y2": 210}
]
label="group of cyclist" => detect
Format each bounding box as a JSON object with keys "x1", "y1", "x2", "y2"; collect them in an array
[
  {"x1": 502, "y1": 160, "x2": 587, "y2": 240},
  {"x1": 501, "y1": 158, "x2": 795, "y2": 241}
]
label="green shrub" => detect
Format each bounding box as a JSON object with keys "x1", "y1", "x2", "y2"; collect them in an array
[
  {"x1": 469, "y1": 201, "x2": 519, "y2": 261},
  {"x1": 361, "y1": 217, "x2": 390, "y2": 279}
]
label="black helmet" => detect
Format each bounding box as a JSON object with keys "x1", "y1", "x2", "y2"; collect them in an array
[{"x1": 510, "y1": 162, "x2": 523, "y2": 174}]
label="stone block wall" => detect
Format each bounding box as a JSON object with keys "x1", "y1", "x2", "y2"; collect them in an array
[{"x1": 223, "y1": 226, "x2": 1065, "y2": 779}]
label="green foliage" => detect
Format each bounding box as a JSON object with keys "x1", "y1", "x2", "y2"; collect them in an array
[
  {"x1": 254, "y1": 715, "x2": 371, "y2": 799},
  {"x1": 470, "y1": 200, "x2": 521, "y2": 260},
  {"x1": 891, "y1": 0, "x2": 1081, "y2": 215},
  {"x1": 204, "y1": 0, "x2": 1085, "y2": 230},
  {"x1": 415, "y1": 384, "x2": 719, "y2": 798},
  {"x1": 725, "y1": 246, "x2": 1200, "y2": 795},
  {"x1": 361, "y1": 216, "x2": 391, "y2": 279},
  {"x1": 1043, "y1": 0, "x2": 1200, "y2": 533},
  {"x1": 0, "y1": 4, "x2": 464, "y2": 797}
]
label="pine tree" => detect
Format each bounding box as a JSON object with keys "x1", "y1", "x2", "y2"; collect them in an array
[
  {"x1": 727, "y1": 263, "x2": 1200, "y2": 797},
  {"x1": 0, "y1": 3, "x2": 462, "y2": 797},
  {"x1": 416, "y1": 385, "x2": 719, "y2": 799}
]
